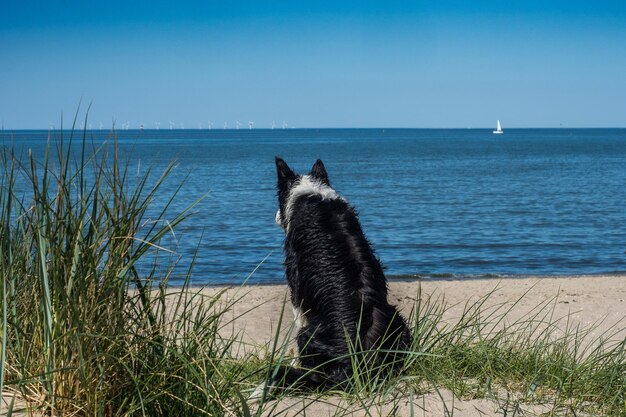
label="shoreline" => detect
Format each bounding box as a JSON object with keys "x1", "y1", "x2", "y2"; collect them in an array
[
  {"x1": 389, "y1": 270, "x2": 626, "y2": 282},
  {"x1": 177, "y1": 271, "x2": 626, "y2": 288}
]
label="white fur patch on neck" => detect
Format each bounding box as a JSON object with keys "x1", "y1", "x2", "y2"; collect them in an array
[
  {"x1": 283, "y1": 175, "x2": 341, "y2": 229},
  {"x1": 275, "y1": 209, "x2": 283, "y2": 227}
]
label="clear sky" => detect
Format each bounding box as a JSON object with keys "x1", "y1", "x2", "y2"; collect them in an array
[{"x1": 2, "y1": 1, "x2": 626, "y2": 129}]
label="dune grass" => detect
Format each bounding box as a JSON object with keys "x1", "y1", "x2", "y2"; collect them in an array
[
  {"x1": 0, "y1": 124, "x2": 254, "y2": 416},
  {"x1": 402, "y1": 287, "x2": 625, "y2": 415},
  {"x1": 1, "y1": 122, "x2": 624, "y2": 416},
  {"x1": 247, "y1": 285, "x2": 624, "y2": 417}
]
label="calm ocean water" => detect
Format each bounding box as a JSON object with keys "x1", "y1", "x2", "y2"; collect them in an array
[{"x1": 5, "y1": 128, "x2": 626, "y2": 284}]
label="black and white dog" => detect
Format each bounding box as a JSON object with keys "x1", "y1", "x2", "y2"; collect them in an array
[{"x1": 252, "y1": 158, "x2": 411, "y2": 398}]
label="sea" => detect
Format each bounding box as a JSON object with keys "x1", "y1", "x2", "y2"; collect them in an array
[{"x1": 4, "y1": 128, "x2": 626, "y2": 285}]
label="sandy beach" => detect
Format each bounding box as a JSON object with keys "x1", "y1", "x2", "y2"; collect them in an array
[
  {"x1": 2, "y1": 275, "x2": 624, "y2": 417},
  {"x1": 203, "y1": 274, "x2": 625, "y2": 416},
  {"x1": 206, "y1": 275, "x2": 625, "y2": 349}
]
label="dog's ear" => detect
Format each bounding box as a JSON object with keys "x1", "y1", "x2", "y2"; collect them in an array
[
  {"x1": 275, "y1": 157, "x2": 296, "y2": 184},
  {"x1": 310, "y1": 159, "x2": 330, "y2": 185}
]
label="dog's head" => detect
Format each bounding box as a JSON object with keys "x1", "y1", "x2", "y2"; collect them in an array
[{"x1": 274, "y1": 157, "x2": 335, "y2": 230}]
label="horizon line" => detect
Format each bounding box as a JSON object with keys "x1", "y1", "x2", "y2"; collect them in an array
[{"x1": 3, "y1": 126, "x2": 626, "y2": 132}]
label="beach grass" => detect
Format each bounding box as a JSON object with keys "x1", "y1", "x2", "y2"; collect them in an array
[
  {"x1": 403, "y1": 286, "x2": 625, "y2": 415},
  {"x1": 0, "y1": 122, "x2": 254, "y2": 415},
  {"x1": 1, "y1": 122, "x2": 624, "y2": 416},
  {"x1": 247, "y1": 285, "x2": 624, "y2": 416}
]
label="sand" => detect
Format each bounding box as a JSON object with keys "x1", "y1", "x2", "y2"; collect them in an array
[
  {"x1": 207, "y1": 275, "x2": 625, "y2": 351},
  {"x1": 202, "y1": 274, "x2": 625, "y2": 416},
  {"x1": 2, "y1": 275, "x2": 624, "y2": 416}
]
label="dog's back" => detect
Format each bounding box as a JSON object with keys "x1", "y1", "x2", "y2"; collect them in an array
[{"x1": 273, "y1": 158, "x2": 411, "y2": 389}]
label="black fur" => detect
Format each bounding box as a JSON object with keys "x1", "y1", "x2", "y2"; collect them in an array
[{"x1": 271, "y1": 157, "x2": 412, "y2": 391}]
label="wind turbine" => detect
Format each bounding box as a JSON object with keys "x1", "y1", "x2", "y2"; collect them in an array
[
  {"x1": 155, "y1": 122, "x2": 160, "y2": 130},
  {"x1": 99, "y1": 122, "x2": 103, "y2": 130},
  {"x1": 271, "y1": 120, "x2": 276, "y2": 130},
  {"x1": 169, "y1": 121, "x2": 175, "y2": 130},
  {"x1": 282, "y1": 120, "x2": 287, "y2": 129},
  {"x1": 207, "y1": 120, "x2": 213, "y2": 130},
  {"x1": 248, "y1": 121, "x2": 254, "y2": 130},
  {"x1": 236, "y1": 120, "x2": 241, "y2": 130},
  {"x1": 223, "y1": 121, "x2": 228, "y2": 129}
]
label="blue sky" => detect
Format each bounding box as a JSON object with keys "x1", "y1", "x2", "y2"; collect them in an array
[{"x1": 2, "y1": 1, "x2": 626, "y2": 129}]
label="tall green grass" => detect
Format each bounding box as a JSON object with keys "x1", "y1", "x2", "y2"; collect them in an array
[{"x1": 0, "y1": 124, "x2": 252, "y2": 416}]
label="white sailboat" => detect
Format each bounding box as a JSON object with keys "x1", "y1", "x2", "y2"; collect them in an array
[{"x1": 493, "y1": 120, "x2": 503, "y2": 134}]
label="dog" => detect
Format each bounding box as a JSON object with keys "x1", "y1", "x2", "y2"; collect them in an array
[{"x1": 250, "y1": 158, "x2": 412, "y2": 399}]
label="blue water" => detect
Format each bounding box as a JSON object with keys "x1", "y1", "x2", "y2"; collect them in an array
[{"x1": 4, "y1": 128, "x2": 626, "y2": 284}]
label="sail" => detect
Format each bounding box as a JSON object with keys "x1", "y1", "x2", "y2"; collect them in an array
[{"x1": 493, "y1": 120, "x2": 503, "y2": 134}]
